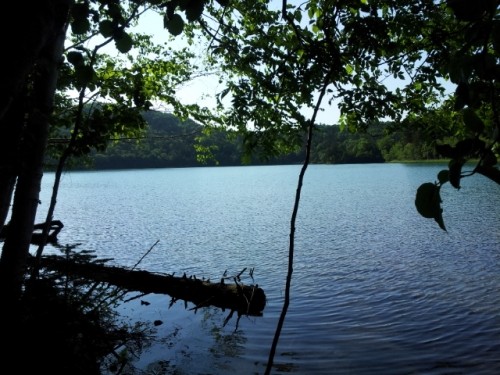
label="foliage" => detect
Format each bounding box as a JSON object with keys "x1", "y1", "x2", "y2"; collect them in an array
[
  {"x1": 54, "y1": 9, "x2": 207, "y2": 161},
  {"x1": 197, "y1": 0, "x2": 453, "y2": 146},
  {"x1": 414, "y1": 0, "x2": 500, "y2": 230}
]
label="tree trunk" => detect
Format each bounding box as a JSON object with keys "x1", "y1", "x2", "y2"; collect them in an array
[
  {"x1": 0, "y1": 0, "x2": 71, "y2": 303},
  {"x1": 0, "y1": 94, "x2": 26, "y2": 231},
  {"x1": 0, "y1": 1, "x2": 57, "y2": 122}
]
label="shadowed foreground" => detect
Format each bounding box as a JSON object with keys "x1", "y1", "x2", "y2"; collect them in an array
[{"x1": 0, "y1": 252, "x2": 266, "y2": 374}]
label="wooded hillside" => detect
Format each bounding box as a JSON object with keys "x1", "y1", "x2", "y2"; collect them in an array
[{"x1": 49, "y1": 110, "x2": 448, "y2": 170}]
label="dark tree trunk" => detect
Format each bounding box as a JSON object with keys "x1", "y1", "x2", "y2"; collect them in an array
[
  {"x1": 0, "y1": 0, "x2": 57, "y2": 231},
  {"x1": 0, "y1": 1, "x2": 57, "y2": 122},
  {"x1": 0, "y1": 0, "x2": 71, "y2": 303},
  {"x1": 0, "y1": 94, "x2": 26, "y2": 231}
]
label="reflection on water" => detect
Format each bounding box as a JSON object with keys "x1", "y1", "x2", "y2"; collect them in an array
[{"x1": 38, "y1": 164, "x2": 500, "y2": 374}]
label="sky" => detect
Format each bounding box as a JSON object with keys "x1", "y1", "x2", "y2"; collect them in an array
[{"x1": 130, "y1": 10, "x2": 237, "y2": 117}]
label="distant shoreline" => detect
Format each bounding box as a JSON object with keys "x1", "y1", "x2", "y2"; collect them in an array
[{"x1": 43, "y1": 159, "x2": 462, "y2": 173}]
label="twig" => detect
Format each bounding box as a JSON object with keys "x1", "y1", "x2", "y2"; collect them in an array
[
  {"x1": 131, "y1": 240, "x2": 160, "y2": 270},
  {"x1": 123, "y1": 292, "x2": 150, "y2": 303}
]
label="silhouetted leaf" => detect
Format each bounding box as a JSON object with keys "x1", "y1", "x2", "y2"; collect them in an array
[
  {"x1": 114, "y1": 32, "x2": 133, "y2": 53},
  {"x1": 492, "y1": 20, "x2": 500, "y2": 54},
  {"x1": 99, "y1": 20, "x2": 115, "y2": 38},
  {"x1": 476, "y1": 165, "x2": 500, "y2": 184},
  {"x1": 415, "y1": 182, "x2": 440, "y2": 219},
  {"x1": 448, "y1": 158, "x2": 465, "y2": 189},
  {"x1": 473, "y1": 53, "x2": 496, "y2": 80},
  {"x1": 454, "y1": 82, "x2": 469, "y2": 110},
  {"x1": 185, "y1": 0, "x2": 205, "y2": 21},
  {"x1": 434, "y1": 211, "x2": 447, "y2": 231},
  {"x1": 75, "y1": 65, "x2": 96, "y2": 88},
  {"x1": 415, "y1": 183, "x2": 447, "y2": 231},
  {"x1": 462, "y1": 108, "x2": 484, "y2": 134},
  {"x1": 437, "y1": 170, "x2": 449, "y2": 184},
  {"x1": 455, "y1": 138, "x2": 485, "y2": 158},
  {"x1": 71, "y1": 3, "x2": 91, "y2": 34},
  {"x1": 67, "y1": 51, "x2": 84, "y2": 67},
  {"x1": 482, "y1": 149, "x2": 498, "y2": 167},
  {"x1": 447, "y1": 0, "x2": 487, "y2": 21},
  {"x1": 71, "y1": 18, "x2": 90, "y2": 35},
  {"x1": 436, "y1": 144, "x2": 456, "y2": 158},
  {"x1": 164, "y1": 13, "x2": 184, "y2": 36},
  {"x1": 166, "y1": 0, "x2": 177, "y2": 19}
]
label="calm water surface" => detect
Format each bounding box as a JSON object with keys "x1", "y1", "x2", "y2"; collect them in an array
[{"x1": 37, "y1": 164, "x2": 500, "y2": 374}]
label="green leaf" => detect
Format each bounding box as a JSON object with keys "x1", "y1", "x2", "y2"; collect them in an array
[
  {"x1": 164, "y1": 14, "x2": 185, "y2": 36},
  {"x1": 114, "y1": 32, "x2": 133, "y2": 53}
]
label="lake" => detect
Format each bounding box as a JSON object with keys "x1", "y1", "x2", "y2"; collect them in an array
[{"x1": 36, "y1": 163, "x2": 500, "y2": 374}]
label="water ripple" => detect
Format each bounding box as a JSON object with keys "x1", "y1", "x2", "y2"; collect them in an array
[{"x1": 38, "y1": 164, "x2": 500, "y2": 374}]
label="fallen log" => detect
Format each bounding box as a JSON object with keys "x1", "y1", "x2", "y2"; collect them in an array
[{"x1": 38, "y1": 256, "x2": 266, "y2": 316}]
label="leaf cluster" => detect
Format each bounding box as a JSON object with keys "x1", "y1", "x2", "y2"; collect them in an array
[
  {"x1": 415, "y1": 0, "x2": 500, "y2": 230},
  {"x1": 195, "y1": 1, "x2": 460, "y2": 160},
  {"x1": 52, "y1": 0, "x2": 212, "y2": 163}
]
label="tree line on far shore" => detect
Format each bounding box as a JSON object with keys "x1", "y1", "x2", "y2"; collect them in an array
[{"x1": 49, "y1": 109, "x2": 448, "y2": 170}]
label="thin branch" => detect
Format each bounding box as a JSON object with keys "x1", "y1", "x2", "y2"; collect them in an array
[
  {"x1": 264, "y1": 72, "x2": 332, "y2": 375},
  {"x1": 131, "y1": 239, "x2": 160, "y2": 270}
]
